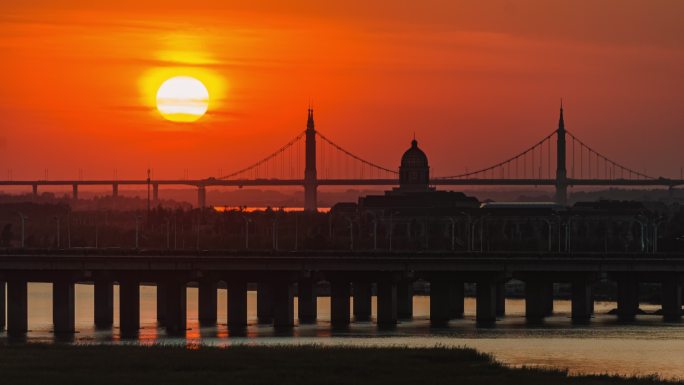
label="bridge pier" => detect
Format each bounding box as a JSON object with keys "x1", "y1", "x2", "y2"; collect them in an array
[
  {"x1": 197, "y1": 186, "x2": 206, "y2": 209},
  {"x1": 476, "y1": 279, "x2": 497, "y2": 326},
  {"x1": 430, "y1": 280, "x2": 450, "y2": 327},
  {"x1": 525, "y1": 281, "x2": 550, "y2": 323},
  {"x1": 397, "y1": 280, "x2": 413, "y2": 319},
  {"x1": 7, "y1": 279, "x2": 28, "y2": 335},
  {"x1": 94, "y1": 280, "x2": 114, "y2": 328},
  {"x1": 571, "y1": 279, "x2": 593, "y2": 323},
  {"x1": 448, "y1": 281, "x2": 465, "y2": 319},
  {"x1": 53, "y1": 279, "x2": 75, "y2": 334},
  {"x1": 272, "y1": 280, "x2": 294, "y2": 328},
  {"x1": 377, "y1": 280, "x2": 397, "y2": 327},
  {"x1": 112, "y1": 183, "x2": 118, "y2": 198},
  {"x1": 72, "y1": 184, "x2": 78, "y2": 200},
  {"x1": 297, "y1": 278, "x2": 317, "y2": 324},
  {"x1": 156, "y1": 284, "x2": 166, "y2": 326},
  {"x1": 352, "y1": 281, "x2": 372, "y2": 322},
  {"x1": 661, "y1": 276, "x2": 682, "y2": 322},
  {"x1": 163, "y1": 280, "x2": 187, "y2": 335},
  {"x1": 544, "y1": 282, "x2": 554, "y2": 316},
  {"x1": 496, "y1": 282, "x2": 506, "y2": 317},
  {"x1": 617, "y1": 276, "x2": 639, "y2": 322},
  {"x1": 0, "y1": 280, "x2": 5, "y2": 331},
  {"x1": 257, "y1": 282, "x2": 273, "y2": 324},
  {"x1": 119, "y1": 279, "x2": 140, "y2": 336},
  {"x1": 330, "y1": 280, "x2": 351, "y2": 328},
  {"x1": 32, "y1": 184, "x2": 38, "y2": 197},
  {"x1": 198, "y1": 279, "x2": 217, "y2": 326},
  {"x1": 227, "y1": 280, "x2": 248, "y2": 329}
]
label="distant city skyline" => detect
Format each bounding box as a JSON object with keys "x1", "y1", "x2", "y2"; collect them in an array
[{"x1": 1, "y1": 0, "x2": 683, "y2": 180}]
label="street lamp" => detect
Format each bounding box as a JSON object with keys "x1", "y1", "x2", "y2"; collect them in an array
[
  {"x1": 135, "y1": 214, "x2": 142, "y2": 249},
  {"x1": 456, "y1": 211, "x2": 472, "y2": 251},
  {"x1": 470, "y1": 215, "x2": 487, "y2": 252},
  {"x1": 366, "y1": 211, "x2": 378, "y2": 251},
  {"x1": 53, "y1": 216, "x2": 60, "y2": 249},
  {"x1": 272, "y1": 218, "x2": 279, "y2": 250},
  {"x1": 243, "y1": 217, "x2": 251, "y2": 249},
  {"x1": 294, "y1": 213, "x2": 299, "y2": 251},
  {"x1": 345, "y1": 216, "x2": 354, "y2": 250},
  {"x1": 67, "y1": 213, "x2": 71, "y2": 249},
  {"x1": 447, "y1": 217, "x2": 456, "y2": 251},
  {"x1": 17, "y1": 212, "x2": 27, "y2": 249},
  {"x1": 164, "y1": 217, "x2": 171, "y2": 249},
  {"x1": 387, "y1": 211, "x2": 400, "y2": 252},
  {"x1": 196, "y1": 217, "x2": 201, "y2": 251}
]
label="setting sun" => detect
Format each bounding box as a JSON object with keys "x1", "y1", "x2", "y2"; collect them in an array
[{"x1": 156, "y1": 76, "x2": 209, "y2": 122}]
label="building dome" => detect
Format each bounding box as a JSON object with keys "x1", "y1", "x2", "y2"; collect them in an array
[
  {"x1": 399, "y1": 139, "x2": 430, "y2": 192},
  {"x1": 401, "y1": 139, "x2": 428, "y2": 168}
]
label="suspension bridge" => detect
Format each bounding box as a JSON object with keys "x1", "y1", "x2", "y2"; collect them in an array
[{"x1": 1, "y1": 106, "x2": 682, "y2": 209}]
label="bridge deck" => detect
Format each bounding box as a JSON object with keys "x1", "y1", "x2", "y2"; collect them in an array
[
  {"x1": 1, "y1": 252, "x2": 683, "y2": 275},
  {"x1": 0, "y1": 178, "x2": 681, "y2": 187}
]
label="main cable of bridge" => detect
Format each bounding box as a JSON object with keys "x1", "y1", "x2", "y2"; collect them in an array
[
  {"x1": 315, "y1": 131, "x2": 398, "y2": 179},
  {"x1": 566, "y1": 130, "x2": 655, "y2": 180},
  {"x1": 434, "y1": 130, "x2": 557, "y2": 180},
  {"x1": 217, "y1": 130, "x2": 307, "y2": 180},
  {"x1": 212, "y1": 108, "x2": 662, "y2": 184}
]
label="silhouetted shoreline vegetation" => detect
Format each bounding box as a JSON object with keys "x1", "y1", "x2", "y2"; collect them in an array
[{"x1": 0, "y1": 344, "x2": 679, "y2": 385}]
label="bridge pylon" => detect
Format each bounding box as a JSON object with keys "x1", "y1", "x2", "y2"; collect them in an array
[
  {"x1": 304, "y1": 108, "x2": 318, "y2": 211},
  {"x1": 555, "y1": 102, "x2": 568, "y2": 206}
]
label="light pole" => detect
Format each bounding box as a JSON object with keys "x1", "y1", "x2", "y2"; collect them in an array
[
  {"x1": 457, "y1": 211, "x2": 472, "y2": 251},
  {"x1": 164, "y1": 217, "x2": 171, "y2": 249},
  {"x1": 470, "y1": 215, "x2": 487, "y2": 252},
  {"x1": 196, "y1": 217, "x2": 201, "y2": 251},
  {"x1": 294, "y1": 213, "x2": 299, "y2": 251},
  {"x1": 367, "y1": 212, "x2": 378, "y2": 251},
  {"x1": 67, "y1": 213, "x2": 71, "y2": 249},
  {"x1": 135, "y1": 214, "x2": 141, "y2": 249},
  {"x1": 373, "y1": 220, "x2": 378, "y2": 250},
  {"x1": 54, "y1": 216, "x2": 60, "y2": 249},
  {"x1": 388, "y1": 212, "x2": 394, "y2": 252},
  {"x1": 345, "y1": 216, "x2": 354, "y2": 250},
  {"x1": 17, "y1": 212, "x2": 27, "y2": 248},
  {"x1": 448, "y1": 217, "x2": 455, "y2": 251},
  {"x1": 272, "y1": 218, "x2": 279, "y2": 250},
  {"x1": 243, "y1": 217, "x2": 251, "y2": 249}
]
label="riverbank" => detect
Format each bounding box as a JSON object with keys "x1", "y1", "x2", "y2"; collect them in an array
[{"x1": 0, "y1": 344, "x2": 679, "y2": 385}]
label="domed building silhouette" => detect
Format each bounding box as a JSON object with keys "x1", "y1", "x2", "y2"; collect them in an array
[
  {"x1": 351, "y1": 137, "x2": 478, "y2": 211},
  {"x1": 397, "y1": 139, "x2": 432, "y2": 193},
  {"x1": 329, "y1": 136, "x2": 480, "y2": 250}
]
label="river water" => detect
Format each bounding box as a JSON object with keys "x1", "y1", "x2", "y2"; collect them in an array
[{"x1": 3, "y1": 283, "x2": 684, "y2": 380}]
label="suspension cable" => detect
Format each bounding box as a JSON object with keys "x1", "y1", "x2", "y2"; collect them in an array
[
  {"x1": 436, "y1": 130, "x2": 556, "y2": 179},
  {"x1": 218, "y1": 130, "x2": 306, "y2": 180},
  {"x1": 316, "y1": 131, "x2": 398, "y2": 175}
]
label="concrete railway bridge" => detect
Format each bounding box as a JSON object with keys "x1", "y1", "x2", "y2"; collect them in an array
[{"x1": 1, "y1": 251, "x2": 684, "y2": 336}]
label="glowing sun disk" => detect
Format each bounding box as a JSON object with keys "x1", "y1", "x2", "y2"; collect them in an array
[{"x1": 156, "y1": 76, "x2": 209, "y2": 122}]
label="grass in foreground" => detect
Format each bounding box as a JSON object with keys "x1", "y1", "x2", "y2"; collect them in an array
[{"x1": 0, "y1": 344, "x2": 679, "y2": 385}]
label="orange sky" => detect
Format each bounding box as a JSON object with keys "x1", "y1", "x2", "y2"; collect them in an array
[{"x1": 1, "y1": 0, "x2": 683, "y2": 181}]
